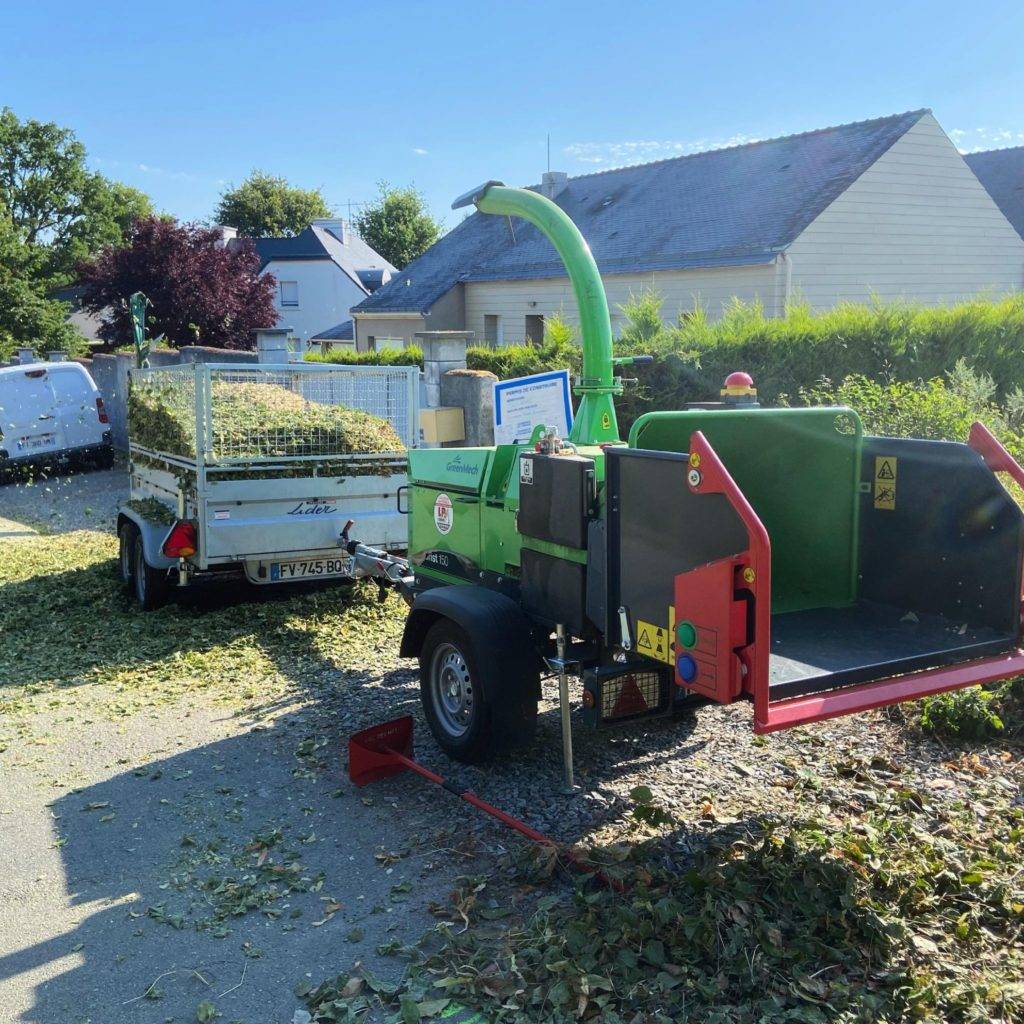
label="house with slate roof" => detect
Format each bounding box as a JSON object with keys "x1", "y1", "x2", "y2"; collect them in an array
[
  {"x1": 351, "y1": 110, "x2": 1024, "y2": 350},
  {"x1": 250, "y1": 219, "x2": 395, "y2": 346},
  {"x1": 965, "y1": 147, "x2": 1024, "y2": 241},
  {"x1": 308, "y1": 317, "x2": 355, "y2": 354}
]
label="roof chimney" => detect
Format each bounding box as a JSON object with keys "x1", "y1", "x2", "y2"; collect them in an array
[
  {"x1": 539, "y1": 170, "x2": 568, "y2": 200},
  {"x1": 312, "y1": 218, "x2": 348, "y2": 244},
  {"x1": 215, "y1": 225, "x2": 238, "y2": 247}
]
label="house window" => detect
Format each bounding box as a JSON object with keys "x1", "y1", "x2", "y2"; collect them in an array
[
  {"x1": 376, "y1": 337, "x2": 406, "y2": 350},
  {"x1": 484, "y1": 314, "x2": 503, "y2": 347},
  {"x1": 367, "y1": 336, "x2": 376, "y2": 352},
  {"x1": 525, "y1": 313, "x2": 545, "y2": 344},
  {"x1": 280, "y1": 281, "x2": 299, "y2": 307}
]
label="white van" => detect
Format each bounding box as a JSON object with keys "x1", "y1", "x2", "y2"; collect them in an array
[{"x1": 0, "y1": 361, "x2": 113, "y2": 471}]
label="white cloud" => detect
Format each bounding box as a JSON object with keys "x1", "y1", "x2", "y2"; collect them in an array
[
  {"x1": 136, "y1": 162, "x2": 197, "y2": 181},
  {"x1": 951, "y1": 126, "x2": 1024, "y2": 153},
  {"x1": 563, "y1": 134, "x2": 761, "y2": 168},
  {"x1": 94, "y1": 155, "x2": 199, "y2": 181},
  {"x1": 412, "y1": 147, "x2": 429, "y2": 156}
]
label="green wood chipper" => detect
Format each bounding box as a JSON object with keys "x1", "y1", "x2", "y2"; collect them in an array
[{"x1": 351, "y1": 181, "x2": 1024, "y2": 786}]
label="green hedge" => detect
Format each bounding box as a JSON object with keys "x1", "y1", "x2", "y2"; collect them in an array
[
  {"x1": 306, "y1": 295, "x2": 1024, "y2": 434},
  {"x1": 614, "y1": 293, "x2": 1024, "y2": 425},
  {"x1": 305, "y1": 345, "x2": 423, "y2": 368},
  {"x1": 466, "y1": 294, "x2": 1024, "y2": 431}
]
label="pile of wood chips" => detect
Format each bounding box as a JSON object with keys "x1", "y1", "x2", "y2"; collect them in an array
[{"x1": 129, "y1": 379, "x2": 405, "y2": 468}]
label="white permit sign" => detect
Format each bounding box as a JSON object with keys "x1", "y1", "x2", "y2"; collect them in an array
[{"x1": 493, "y1": 369, "x2": 573, "y2": 445}]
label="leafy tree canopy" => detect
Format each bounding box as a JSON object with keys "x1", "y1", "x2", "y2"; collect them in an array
[
  {"x1": 77, "y1": 217, "x2": 277, "y2": 350},
  {"x1": 215, "y1": 170, "x2": 333, "y2": 237},
  {"x1": 354, "y1": 182, "x2": 441, "y2": 270},
  {"x1": 0, "y1": 106, "x2": 152, "y2": 286},
  {"x1": 0, "y1": 217, "x2": 80, "y2": 360}
]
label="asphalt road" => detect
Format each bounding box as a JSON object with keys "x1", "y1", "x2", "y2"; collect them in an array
[{"x1": 0, "y1": 464, "x2": 125, "y2": 535}]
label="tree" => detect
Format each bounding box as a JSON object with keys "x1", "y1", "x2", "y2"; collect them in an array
[
  {"x1": 354, "y1": 182, "x2": 441, "y2": 270},
  {"x1": 215, "y1": 170, "x2": 332, "y2": 237},
  {"x1": 77, "y1": 217, "x2": 277, "y2": 350},
  {"x1": 0, "y1": 217, "x2": 80, "y2": 360},
  {"x1": 0, "y1": 107, "x2": 153, "y2": 286}
]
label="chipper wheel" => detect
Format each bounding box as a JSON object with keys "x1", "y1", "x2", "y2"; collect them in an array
[{"x1": 419, "y1": 617, "x2": 538, "y2": 764}]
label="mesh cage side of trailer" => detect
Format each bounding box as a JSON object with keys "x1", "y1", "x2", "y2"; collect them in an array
[
  {"x1": 129, "y1": 363, "x2": 417, "y2": 464},
  {"x1": 207, "y1": 366, "x2": 413, "y2": 462},
  {"x1": 128, "y1": 366, "x2": 199, "y2": 458}
]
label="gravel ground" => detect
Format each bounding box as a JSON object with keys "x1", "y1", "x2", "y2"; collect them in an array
[
  {"x1": 2, "y1": 467, "x2": 1021, "y2": 1024},
  {"x1": 0, "y1": 463, "x2": 126, "y2": 534}
]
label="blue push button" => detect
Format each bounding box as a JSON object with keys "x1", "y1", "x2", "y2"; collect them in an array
[{"x1": 676, "y1": 654, "x2": 697, "y2": 682}]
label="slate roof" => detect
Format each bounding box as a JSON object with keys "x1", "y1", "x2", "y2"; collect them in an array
[
  {"x1": 965, "y1": 147, "x2": 1024, "y2": 240},
  {"x1": 354, "y1": 110, "x2": 928, "y2": 315},
  {"x1": 310, "y1": 319, "x2": 354, "y2": 341},
  {"x1": 254, "y1": 226, "x2": 396, "y2": 295}
]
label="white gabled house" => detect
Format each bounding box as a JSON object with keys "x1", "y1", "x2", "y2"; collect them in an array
[
  {"x1": 351, "y1": 110, "x2": 1024, "y2": 350},
  {"x1": 250, "y1": 219, "x2": 395, "y2": 346}
]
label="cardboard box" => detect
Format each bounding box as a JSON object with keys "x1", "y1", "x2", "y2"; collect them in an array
[{"x1": 420, "y1": 406, "x2": 465, "y2": 444}]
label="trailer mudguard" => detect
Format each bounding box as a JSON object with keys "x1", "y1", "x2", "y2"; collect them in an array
[
  {"x1": 117, "y1": 507, "x2": 176, "y2": 570},
  {"x1": 399, "y1": 586, "x2": 542, "y2": 696}
]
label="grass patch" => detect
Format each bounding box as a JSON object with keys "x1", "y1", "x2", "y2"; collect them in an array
[
  {"x1": 303, "y1": 794, "x2": 1024, "y2": 1023},
  {"x1": 0, "y1": 530, "x2": 405, "y2": 748}
]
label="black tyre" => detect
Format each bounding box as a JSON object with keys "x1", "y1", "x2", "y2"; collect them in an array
[
  {"x1": 132, "y1": 533, "x2": 170, "y2": 611},
  {"x1": 419, "y1": 617, "x2": 538, "y2": 764},
  {"x1": 118, "y1": 521, "x2": 137, "y2": 586}
]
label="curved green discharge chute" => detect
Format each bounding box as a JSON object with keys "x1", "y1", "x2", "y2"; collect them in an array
[{"x1": 472, "y1": 185, "x2": 621, "y2": 445}]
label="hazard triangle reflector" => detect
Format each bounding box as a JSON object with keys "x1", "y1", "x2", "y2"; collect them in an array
[{"x1": 611, "y1": 675, "x2": 649, "y2": 718}]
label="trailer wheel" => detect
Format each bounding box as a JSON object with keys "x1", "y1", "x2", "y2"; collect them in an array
[
  {"x1": 420, "y1": 618, "x2": 537, "y2": 764},
  {"x1": 132, "y1": 533, "x2": 170, "y2": 611},
  {"x1": 118, "y1": 521, "x2": 137, "y2": 586}
]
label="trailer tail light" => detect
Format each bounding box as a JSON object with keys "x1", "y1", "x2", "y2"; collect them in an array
[
  {"x1": 95, "y1": 397, "x2": 109, "y2": 424},
  {"x1": 163, "y1": 521, "x2": 197, "y2": 558}
]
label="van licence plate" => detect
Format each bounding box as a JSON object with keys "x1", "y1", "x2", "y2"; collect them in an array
[
  {"x1": 270, "y1": 556, "x2": 352, "y2": 581},
  {"x1": 22, "y1": 433, "x2": 55, "y2": 450}
]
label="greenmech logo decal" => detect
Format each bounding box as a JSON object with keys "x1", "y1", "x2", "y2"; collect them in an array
[{"x1": 445, "y1": 454, "x2": 480, "y2": 476}]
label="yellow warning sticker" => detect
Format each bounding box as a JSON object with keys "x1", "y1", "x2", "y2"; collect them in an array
[
  {"x1": 601, "y1": 412, "x2": 611, "y2": 430},
  {"x1": 874, "y1": 456, "x2": 897, "y2": 510},
  {"x1": 636, "y1": 619, "x2": 671, "y2": 664}
]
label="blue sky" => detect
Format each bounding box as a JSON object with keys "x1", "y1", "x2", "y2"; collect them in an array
[{"x1": 3, "y1": 0, "x2": 1022, "y2": 232}]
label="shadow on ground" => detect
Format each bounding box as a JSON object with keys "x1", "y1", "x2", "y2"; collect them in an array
[{"x1": 1, "y1": 701, "x2": 456, "y2": 1024}]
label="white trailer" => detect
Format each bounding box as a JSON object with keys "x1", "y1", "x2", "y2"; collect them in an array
[{"x1": 116, "y1": 362, "x2": 416, "y2": 609}]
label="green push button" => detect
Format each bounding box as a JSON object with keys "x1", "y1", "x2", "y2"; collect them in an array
[{"x1": 676, "y1": 621, "x2": 697, "y2": 649}]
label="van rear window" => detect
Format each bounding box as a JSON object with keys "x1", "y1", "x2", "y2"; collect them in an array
[{"x1": 51, "y1": 367, "x2": 93, "y2": 401}]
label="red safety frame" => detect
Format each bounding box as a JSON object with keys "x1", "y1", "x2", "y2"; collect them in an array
[
  {"x1": 674, "y1": 431, "x2": 771, "y2": 702},
  {"x1": 677, "y1": 426, "x2": 1024, "y2": 734}
]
